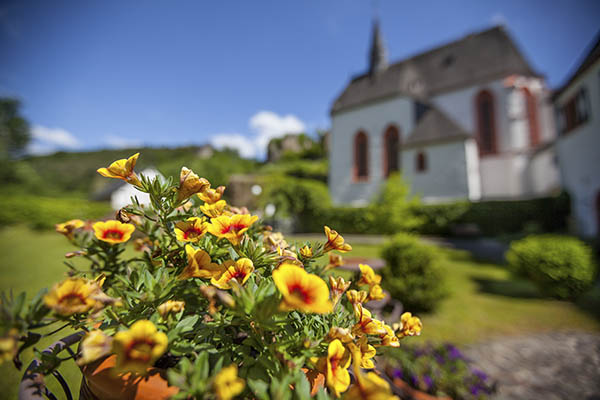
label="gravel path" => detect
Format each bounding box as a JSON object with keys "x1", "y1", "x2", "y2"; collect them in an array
[{"x1": 463, "y1": 331, "x2": 600, "y2": 400}]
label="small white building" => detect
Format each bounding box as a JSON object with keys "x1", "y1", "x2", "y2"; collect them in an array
[
  {"x1": 554, "y1": 33, "x2": 600, "y2": 237},
  {"x1": 329, "y1": 23, "x2": 560, "y2": 206},
  {"x1": 110, "y1": 168, "x2": 162, "y2": 210}
]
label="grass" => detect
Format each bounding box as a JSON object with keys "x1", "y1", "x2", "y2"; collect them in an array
[{"x1": 1, "y1": 227, "x2": 599, "y2": 399}]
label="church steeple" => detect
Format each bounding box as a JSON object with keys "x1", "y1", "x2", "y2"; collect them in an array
[{"x1": 369, "y1": 19, "x2": 388, "y2": 77}]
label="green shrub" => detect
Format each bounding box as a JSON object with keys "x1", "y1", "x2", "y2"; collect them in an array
[
  {"x1": 506, "y1": 235, "x2": 597, "y2": 299},
  {"x1": 381, "y1": 233, "x2": 446, "y2": 312},
  {"x1": 415, "y1": 202, "x2": 470, "y2": 235},
  {"x1": 0, "y1": 194, "x2": 110, "y2": 230}
]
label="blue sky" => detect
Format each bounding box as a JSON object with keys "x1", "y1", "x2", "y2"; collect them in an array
[{"x1": 1, "y1": 0, "x2": 599, "y2": 158}]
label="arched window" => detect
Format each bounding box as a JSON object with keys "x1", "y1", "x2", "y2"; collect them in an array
[
  {"x1": 416, "y1": 151, "x2": 427, "y2": 172},
  {"x1": 523, "y1": 88, "x2": 540, "y2": 147},
  {"x1": 383, "y1": 125, "x2": 400, "y2": 177},
  {"x1": 354, "y1": 131, "x2": 369, "y2": 180},
  {"x1": 475, "y1": 90, "x2": 497, "y2": 155}
]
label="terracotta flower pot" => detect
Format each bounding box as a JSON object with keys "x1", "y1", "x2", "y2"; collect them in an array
[{"x1": 79, "y1": 354, "x2": 179, "y2": 400}]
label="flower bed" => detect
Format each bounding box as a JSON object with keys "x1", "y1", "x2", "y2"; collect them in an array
[{"x1": 1, "y1": 153, "x2": 424, "y2": 399}]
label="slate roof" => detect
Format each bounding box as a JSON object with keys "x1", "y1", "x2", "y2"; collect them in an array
[
  {"x1": 404, "y1": 107, "x2": 471, "y2": 148},
  {"x1": 553, "y1": 30, "x2": 600, "y2": 99},
  {"x1": 331, "y1": 26, "x2": 540, "y2": 114}
]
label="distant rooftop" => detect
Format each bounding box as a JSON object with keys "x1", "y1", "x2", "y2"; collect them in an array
[{"x1": 331, "y1": 26, "x2": 540, "y2": 114}]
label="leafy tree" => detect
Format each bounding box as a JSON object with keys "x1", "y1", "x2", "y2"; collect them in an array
[
  {"x1": 0, "y1": 98, "x2": 31, "y2": 183},
  {"x1": 0, "y1": 98, "x2": 30, "y2": 157}
]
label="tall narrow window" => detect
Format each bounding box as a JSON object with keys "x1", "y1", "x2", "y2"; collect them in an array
[
  {"x1": 354, "y1": 131, "x2": 369, "y2": 180},
  {"x1": 523, "y1": 88, "x2": 540, "y2": 147},
  {"x1": 416, "y1": 151, "x2": 427, "y2": 172},
  {"x1": 383, "y1": 125, "x2": 400, "y2": 177},
  {"x1": 475, "y1": 90, "x2": 497, "y2": 155}
]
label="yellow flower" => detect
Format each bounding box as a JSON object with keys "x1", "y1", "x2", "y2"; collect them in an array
[
  {"x1": 211, "y1": 258, "x2": 254, "y2": 289},
  {"x1": 157, "y1": 300, "x2": 185, "y2": 319},
  {"x1": 325, "y1": 253, "x2": 344, "y2": 271},
  {"x1": 0, "y1": 329, "x2": 18, "y2": 364},
  {"x1": 213, "y1": 364, "x2": 245, "y2": 400},
  {"x1": 177, "y1": 167, "x2": 211, "y2": 202},
  {"x1": 174, "y1": 217, "x2": 209, "y2": 242},
  {"x1": 358, "y1": 264, "x2": 382, "y2": 287},
  {"x1": 327, "y1": 327, "x2": 355, "y2": 344},
  {"x1": 112, "y1": 320, "x2": 168, "y2": 375},
  {"x1": 92, "y1": 220, "x2": 135, "y2": 244},
  {"x1": 55, "y1": 219, "x2": 84, "y2": 240},
  {"x1": 198, "y1": 185, "x2": 226, "y2": 204},
  {"x1": 77, "y1": 330, "x2": 113, "y2": 366},
  {"x1": 323, "y1": 226, "x2": 352, "y2": 253},
  {"x1": 380, "y1": 324, "x2": 400, "y2": 348},
  {"x1": 200, "y1": 200, "x2": 229, "y2": 218},
  {"x1": 326, "y1": 339, "x2": 351, "y2": 397},
  {"x1": 97, "y1": 153, "x2": 141, "y2": 186},
  {"x1": 272, "y1": 263, "x2": 333, "y2": 314},
  {"x1": 357, "y1": 336, "x2": 376, "y2": 369},
  {"x1": 344, "y1": 371, "x2": 399, "y2": 400},
  {"x1": 179, "y1": 245, "x2": 225, "y2": 280},
  {"x1": 346, "y1": 290, "x2": 369, "y2": 305},
  {"x1": 44, "y1": 277, "x2": 97, "y2": 316},
  {"x1": 367, "y1": 284, "x2": 386, "y2": 301},
  {"x1": 264, "y1": 231, "x2": 289, "y2": 251},
  {"x1": 208, "y1": 214, "x2": 259, "y2": 245},
  {"x1": 329, "y1": 276, "x2": 351, "y2": 307},
  {"x1": 299, "y1": 245, "x2": 313, "y2": 258},
  {"x1": 397, "y1": 312, "x2": 422, "y2": 338},
  {"x1": 352, "y1": 304, "x2": 386, "y2": 336}
]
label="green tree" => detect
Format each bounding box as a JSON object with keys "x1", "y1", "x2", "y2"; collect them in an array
[{"x1": 0, "y1": 98, "x2": 32, "y2": 183}]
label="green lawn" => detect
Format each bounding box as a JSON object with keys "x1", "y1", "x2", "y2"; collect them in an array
[{"x1": 1, "y1": 227, "x2": 598, "y2": 399}]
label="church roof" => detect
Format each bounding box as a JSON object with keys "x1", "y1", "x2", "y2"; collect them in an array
[
  {"x1": 331, "y1": 26, "x2": 540, "y2": 114},
  {"x1": 404, "y1": 107, "x2": 470, "y2": 148}
]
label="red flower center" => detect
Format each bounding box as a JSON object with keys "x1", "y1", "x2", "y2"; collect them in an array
[
  {"x1": 103, "y1": 229, "x2": 124, "y2": 240},
  {"x1": 183, "y1": 227, "x2": 203, "y2": 239},
  {"x1": 288, "y1": 283, "x2": 313, "y2": 304},
  {"x1": 230, "y1": 270, "x2": 247, "y2": 281},
  {"x1": 58, "y1": 292, "x2": 86, "y2": 307},
  {"x1": 125, "y1": 338, "x2": 156, "y2": 363},
  {"x1": 221, "y1": 223, "x2": 247, "y2": 234}
]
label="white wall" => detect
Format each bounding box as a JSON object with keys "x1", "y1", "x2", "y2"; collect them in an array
[
  {"x1": 527, "y1": 147, "x2": 560, "y2": 196},
  {"x1": 556, "y1": 58, "x2": 600, "y2": 237},
  {"x1": 402, "y1": 140, "x2": 472, "y2": 202},
  {"x1": 111, "y1": 168, "x2": 162, "y2": 210},
  {"x1": 329, "y1": 96, "x2": 413, "y2": 205}
]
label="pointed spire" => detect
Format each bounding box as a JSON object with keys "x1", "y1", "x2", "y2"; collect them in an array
[{"x1": 369, "y1": 18, "x2": 388, "y2": 77}]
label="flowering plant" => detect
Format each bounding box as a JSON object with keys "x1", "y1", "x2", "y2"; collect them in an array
[
  {"x1": 0, "y1": 153, "x2": 423, "y2": 399},
  {"x1": 386, "y1": 343, "x2": 495, "y2": 399}
]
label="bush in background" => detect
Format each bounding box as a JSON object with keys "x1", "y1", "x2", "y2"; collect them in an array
[
  {"x1": 506, "y1": 234, "x2": 597, "y2": 299},
  {"x1": 381, "y1": 233, "x2": 446, "y2": 312},
  {"x1": 0, "y1": 194, "x2": 110, "y2": 229}
]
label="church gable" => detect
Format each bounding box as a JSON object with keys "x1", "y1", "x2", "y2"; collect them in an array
[{"x1": 331, "y1": 26, "x2": 539, "y2": 115}]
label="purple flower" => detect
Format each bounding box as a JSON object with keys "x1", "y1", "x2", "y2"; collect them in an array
[
  {"x1": 470, "y1": 385, "x2": 481, "y2": 396},
  {"x1": 422, "y1": 374, "x2": 433, "y2": 390},
  {"x1": 448, "y1": 346, "x2": 463, "y2": 360},
  {"x1": 472, "y1": 368, "x2": 488, "y2": 381},
  {"x1": 393, "y1": 368, "x2": 404, "y2": 380},
  {"x1": 410, "y1": 374, "x2": 419, "y2": 387},
  {"x1": 434, "y1": 353, "x2": 445, "y2": 365}
]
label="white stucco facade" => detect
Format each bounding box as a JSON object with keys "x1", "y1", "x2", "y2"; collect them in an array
[
  {"x1": 329, "y1": 96, "x2": 413, "y2": 205},
  {"x1": 111, "y1": 168, "x2": 162, "y2": 210},
  {"x1": 555, "y1": 57, "x2": 600, "y2": 237},
  {"x1": 329, "y1": 75, "x2": 559, "y2": 205}
]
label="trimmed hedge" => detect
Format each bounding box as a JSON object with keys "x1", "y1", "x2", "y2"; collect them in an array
[
  {"x1": 381, "y1": 233, "x2": 446, "y2": 312},
  {"x1": 0, "y1": 194, "x2": 111, "y2": 230},
  {"x1": 506, "y1": 234, "x2": 597, "y2": 299}
]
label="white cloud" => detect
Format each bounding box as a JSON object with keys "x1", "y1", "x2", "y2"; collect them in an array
[
  {"x1": 210, "y1": 133, "x2": 256, "y2": 159},
  {"x1": 210, "y1": 111, "x2": 306, "y2": 159},
  {"x1": 104, "y1": 135, "x2": 143, "y2": 149},
  {"x1": 250, "y1": 111, "x2": 306, "y2": 153},
  {"x1": 491, "y1": 12, "x2": 507, "y2": 26},
  {"x1": 27, "y1": 125, "x2": 82, "y2": 155}
]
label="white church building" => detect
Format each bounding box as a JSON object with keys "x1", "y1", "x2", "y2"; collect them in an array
[{"x1": 329, "y1": 24, "x2": 560, "y2": 206}]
